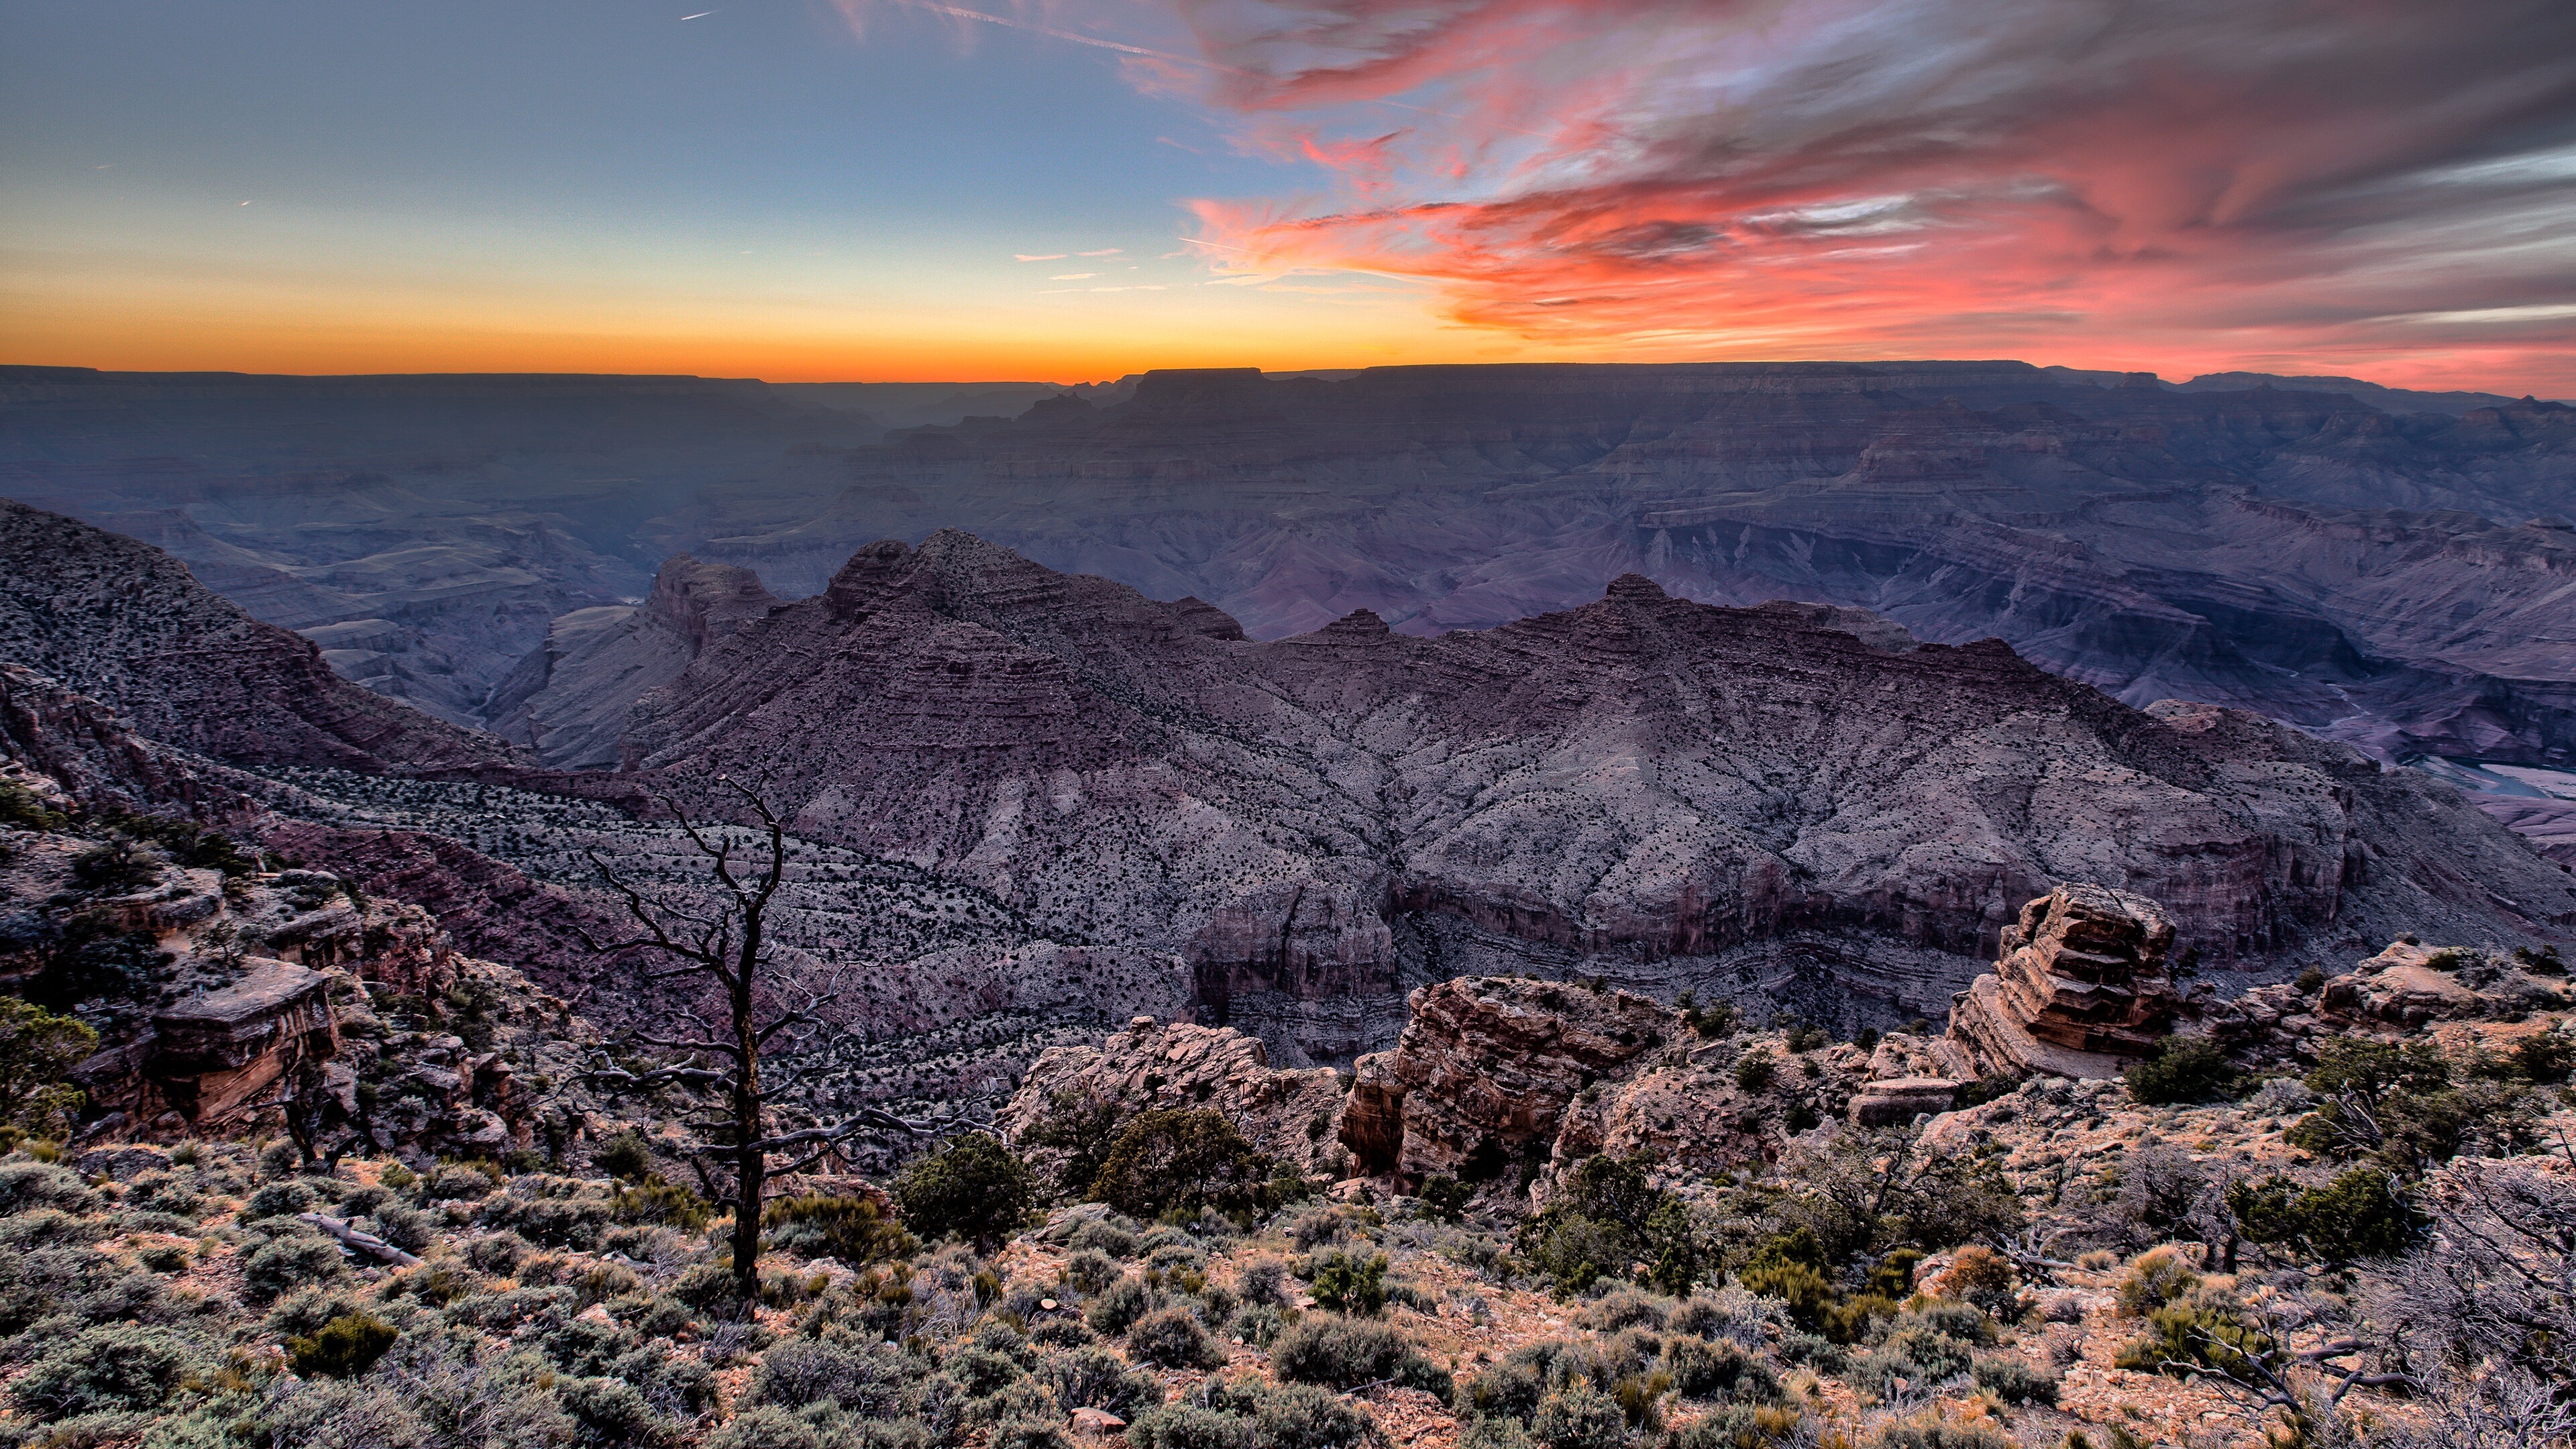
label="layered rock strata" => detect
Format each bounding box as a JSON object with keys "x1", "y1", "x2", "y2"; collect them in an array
[
  {"x1": 614, "y1": 531, "x2": 2576, "y2": 1063},
  {"x1": 486, "y1": 553, "x2": 782, "y2": 768},
  {"x1": 0, "y1": 500, "x2": 522, "y2": 773},
  {"x1": 1947, "y1": 884, "x2": 2185, "y2": 1079},
  {"x1": 996, "y1": 1016, "x2": 1348, "y2": 1179}
]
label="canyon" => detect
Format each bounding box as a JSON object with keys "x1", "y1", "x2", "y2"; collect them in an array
[
  {"x1": 5, "y1": 362, "x2": 2571, "y2": 800},
  {"x1": 3, "y1": 496, "x2": 2569, "y2": 1075}
]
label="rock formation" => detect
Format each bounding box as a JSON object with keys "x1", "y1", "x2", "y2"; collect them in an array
[
  {"x1": 11, "y1": 363, "x2": 2576, "y2": 788},
  {"x1": 1947, "y1": 884, "x2": 2186, "y2": 1079},
  {"x1": 1341, "y1": 978, "x2": 1675, "y2": 1184},
  {"x1": 614, "y1": 531, "x2": 2576, "y2": 1064},
  {"x1": 0, "y1": 500, "x2": 523, "y2": 773},
  {"x1": 485, "y1": 553, "x2": 782, "y2": 768},
  {"x1": 996, "y1": 1016, "x2": 1348, "y2": 1178}
]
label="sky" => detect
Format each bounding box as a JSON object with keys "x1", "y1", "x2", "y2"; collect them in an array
[{"x1": 3, "y1": 0, "x2": 2574, "y2": 391}]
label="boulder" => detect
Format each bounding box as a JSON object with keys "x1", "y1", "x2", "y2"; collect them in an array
[
  {"x1": 1948, "y1": 883, "x2": 2182, "y2": 1079},
  {"x1": 1338, "y1": 977, "x2": 1670, "y2": 1184},
  {"x1": 995, "y1": 1016, "x2": 1347, "y2": 1177}
]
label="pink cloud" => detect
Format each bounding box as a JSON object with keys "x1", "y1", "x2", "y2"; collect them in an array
[{"x1": 1147, "y1": 0, "x2": 2576, "y2": 391}]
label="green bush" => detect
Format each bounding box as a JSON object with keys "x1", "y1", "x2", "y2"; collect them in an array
[
  {"x1": 1042, "y1": 1346, "x2": 1165, "y2": 1417},
  {"x1": 765, "y1": 1193, "x2": 916, "y2": 1265},
  {"x1": 243, "y1": 1179, "x2": 315, "y2": 1220},
  {"x1": 1089, "y1": 1110, "x2": 1271, "y2": 1220},
  {"x1": 1733, "y1": 1055, "x2": 1774, "y2": 1093},
  {"x1": 1418, "y1": 1175, "x2": 1473, "y2": 1222},
  {"x1": 1969, "y1": 1354, "x2": 2058, "y2": 1405},
  {"x1": 894, "y1": 1134, "x2": 1037, "y2": 1246},
  {"x1": 244, "y1": 1232, "x2": 347, "y2": 1303},
  {"x1": 1271, "y1": 1317, "x2": 1451, "y2": 1401},
  {"x1": 593, "y1": 1129, "x2": 657, "y2": 1181},
  {"x1": 1867, "y1": 1411, "x2": 2014, "y2": 1449},
  {"x1": 1518, "y1": 1156, "x2": 1707, "y2": 1297},
  {"x1": 559, "y1": 1373, "x2": 680, "y2": 1448},
  {"x1": 1128, "y1": 1305, "x2": 1226, "y2": 1369},
  {"x1": 1087, "y1": 1275, "x2": 1158, "y2": 1336},
  {"x1": 1657, "y1": 1338, "x2": 1778, "y2": 1403},
  {"x1": 1664, "y1": 1405, "x2": 1802, "y2": 1449},
  {"x1": 2226, "y1": 1169, "x2": 2425, "y2": 1262},
  {"x1": 2114, "y1": 1246, "x2": 2198, "y2": 1317},
  {"x1": 1305, "y1": 1249, "x2": 1389, "y2": 1316},
  {"x1": 0, "y1": 998, "x2": 97, "y2": 1138},
  {"x1": 288, "y1": 1311, "x2": 398, "y2": 1379},
  {"x1": 13, "y1": 1324, "x2": 203, "y2": 1415},
  {"x1": 2121, "y1": 1036, "x2": 2234, "y2": 1106},
  {"x1": 1531, "y1": 1383, "x2": 1630, "y2": 1449},
  {"x1": 1733, "y1": 1263, "x2": 1832, "y2": 1333},
  {"x1": 747, "y1": 1338, "x2": 919, "y2": 1415}
]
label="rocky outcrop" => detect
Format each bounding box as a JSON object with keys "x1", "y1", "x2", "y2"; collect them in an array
[
  {"x1": 616, "y1": 532, "x2": 2576, "y2": 1064},
  {"x1": 136, "y1": 961, "x2": 341, "y2": 1123},
  {"x1": 485, "y1": 554, "x2": 781, "y2": 768},
  {"x1": 1948, "y1": 885, "x2": 2184, "y2": 1079},
  {"x1": 0, "y1": 500, "x2": 523, "y2": 773},
  {"x1": 2316, "y1": 942, "x2": 2573, "y2": 1027},
  {"x1": 0, "y1": 663, "x2": 252, "y2": 822},
  {"x1": 1339, "y1": 977, "x2": 1673, "y2": 1183},
  {"x1": 996, "y1": 1016, "x2": 1348, "y2": 1177}
]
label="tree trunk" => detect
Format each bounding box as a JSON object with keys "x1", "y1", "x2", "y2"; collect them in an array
[{"x1": 729, "y1": 910, "x2": 765, "y2": 1314}]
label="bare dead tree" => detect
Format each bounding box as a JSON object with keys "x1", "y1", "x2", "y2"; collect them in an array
[{"x1": 578, "y1": 776, "x2": 938, "y2": 1311}]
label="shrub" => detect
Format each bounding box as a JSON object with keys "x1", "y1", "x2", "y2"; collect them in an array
[
  {"x1": 1532, "y1": 1383, "x2": 1631, "y2": 1449},
  {"x1": 1733, "y1": 1263, "x2": 1831, "y2": 1333},
  {"x1": 1580, "y1": 1288, "x2": 1670, "y2": 1332},
  {"x1": 1937, "y1": 1246, "x2": 2018, "y2": 1320},
  {"x1": 615, "y1": 1179, "x2": 712, "y2": 1230},
  {"x1": 1664, "y1": 1405, "x2": 1803, "y2": 1449},
  {"x1": 1419, "y1": 1175, "x2": 1473, "y2": 1222},
  {"x1": 1658, "y1": 1338, "x2": 1778, "y2": 1403},
  {"x1": 245, "y1": 1232, "x2": 347, "y2": 1303},
  {"x1": 2113, "y1": 1246, "x2": 2198, "y2": 1317},
  {"x1": 1306, "y1": 1248, "x2": 1389, "y2": 1316},
  {"x1": 69, "y1": 838, "x2": 162, "y2": 894},
  {"x1": 244, "y1": 1179, "x2": 315, "y2": 1219},
  {"x1": 1782, "y1": 1024, "x2": 1829, "y2": 1054},
  {"x1": 1043, "y1": 1346, "x2": 1165, "y2": 1417},
  {"x1": 1970, "y1": 1354, "x2": 2058, "y2": 1405},
  {"x1": 1089, "y1": 1110, "x2": 1271, "y2": 1220},
  {"x1": 1062, "y1": 1247, "x2": 1122, "y2": 1295},
  {"x1": 1733, "y1": 1054, "x2": 1775, "y2": 1093},
  {"x1": 1069, "y1": 1218, "x2": 1140, "y2": 1258},
  {"x1": 0, "y1": 1160, "x2": 95, "y2": 1214},
  {"x1": 1519, "y1": 1156, "x2": 1707, "y2": 1297},
  {"x1": 2122, "y1": 1036, "x2": 2235, "y2": 1106},
  {"x1": 1236, "y1": 1256, "x2": 1289, "y2": 1307},
  {"x1": 594, "y1": 1129, "x2": 657, "y2": 1181},
  {"x1": 1868, "y1": 1411, "x2": 2014, "y2": 1449},
  {"x1": 1087, "y1": 1275, "x2": 1158, "y2": 1336},
  {"x1": 288, "y1": 1311, "x2": 398, "y2": 1379},
  {"x1": 0, "y1": 998, "x2": 97, "y2": 1138},
  {"x1": 765, "y1": 1193, "x2": 918, "y2": 1265},
  {"x1": 894, "y1": 1134, "x2": 1037, "y2": 1246},
  {"x1": 13, "y1": 1324, "x2": 202, "y2": 1415},
  {"x1": 1129, "y1": 1305, "x2": 1227, "y2": 1369},
  {"x1": 1272, "y1": 1317, "x2": 1451, "y2": 1401},
  {"x1": 561, "y1": 1373, "x2": 680, "y2": 1448},
  {"x1": 748, "y1": 1338, "x2": 918, "y2": 1415},
  {"x1": 1130, "y1": 1403, "x2": 1261, "y2": 1449},
  {"x1": 2226, "y1": 1168, "x2": 2425, "y2": 1263}
]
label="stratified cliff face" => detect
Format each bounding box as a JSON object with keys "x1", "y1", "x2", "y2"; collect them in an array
[
  {"x1": 695, "y1": 366, "x2": 2576, "y2": 770},
  {"x1": 10, "y1": 364, "x2": 2571, "y2": 774},
  {"x1": 623, "y1": 531, "x2": 2576, "y2": 1063},
  {"x1": 0, "y1": 500, "x2": 523, "y2": 773},
  {"x1": 485, "y1": 554, "x2": 781, "y2": 768}
]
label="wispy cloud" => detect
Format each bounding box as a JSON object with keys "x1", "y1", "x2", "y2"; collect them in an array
[
  {"x1": 1051, "y1": 272, "x2": 1100, "y2": 279},
  {"x1": 1013, "y1": 252, "x2": 1069, "y2": 261},
  {"x1": 1151, "y1": 0, "x2": 2576, "y2": 384}
]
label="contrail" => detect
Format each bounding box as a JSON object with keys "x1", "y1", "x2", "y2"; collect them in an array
[{"x1": 868, "y1": 0, "x2": 1242, "y2": 74}]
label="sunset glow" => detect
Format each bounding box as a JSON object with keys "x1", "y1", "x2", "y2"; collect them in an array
[{"x1": 5, "y1": 0, "x2": 2573, "y2": 391}]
